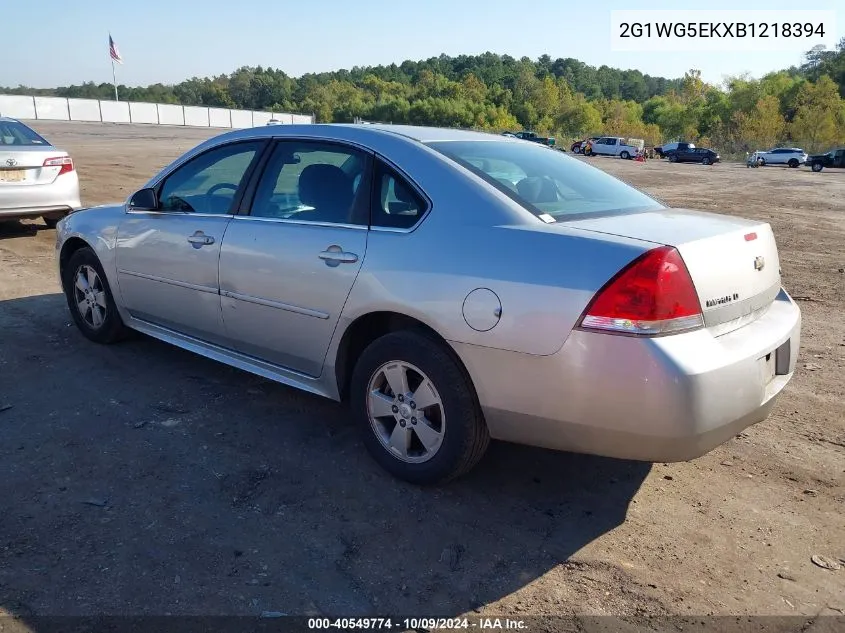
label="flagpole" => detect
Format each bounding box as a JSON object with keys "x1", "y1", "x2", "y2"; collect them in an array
[{"x1": 111, "y1": 56, "x2": 118, "y2": 101}]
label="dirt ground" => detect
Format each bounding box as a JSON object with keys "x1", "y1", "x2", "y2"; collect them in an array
[{"x1": 0, "y1": 122, "x2": 843, "y2": 624}]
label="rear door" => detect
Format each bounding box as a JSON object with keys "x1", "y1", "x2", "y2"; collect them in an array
[
  {"x1": 217, "y1": 139, "x2": 372, "y2": 376},
  {"x1": 594, "y1": 138, "x2": 614, "y2": 155},
  {"x1": 116, "y1": 139, "x2": 267, "y2": 344}
]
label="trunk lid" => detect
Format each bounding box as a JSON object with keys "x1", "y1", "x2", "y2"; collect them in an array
[
  {"x1": 566, "y1": 208, "x2": 782, "y2": 334},
  {"x1": 0, "y1": 146, "x2": 65, "y2": 186}
]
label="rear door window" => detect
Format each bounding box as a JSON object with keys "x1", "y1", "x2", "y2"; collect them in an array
[{"x1": 371, "y1": 162, "x2": 427, "y2": 230}]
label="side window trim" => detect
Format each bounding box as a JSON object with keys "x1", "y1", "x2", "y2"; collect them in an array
[
  {"x1": 369, "y1": 156, "x2": 432, "y2": 233},
  {"x1": 238, "y1": 138, "x2": 375, "y2": 228},
  {"x1": 150, "y1": 139, "x2": 269, "y2": 216}
]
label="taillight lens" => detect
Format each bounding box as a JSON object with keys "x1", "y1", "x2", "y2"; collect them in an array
[
  {"x1": 43, "y1": 156, "x2": 74, "y2": 176},
  {"x1": 579, "y1": 246, "x2": 704, "y2": 336}
]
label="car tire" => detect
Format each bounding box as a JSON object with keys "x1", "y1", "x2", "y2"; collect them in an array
[
  {"x1": 812, "y1": 162, "x2": 823, "y2": 172},
  {"x1": 702, "y1": 157, "x2": 711, "y2": 165},
  {"x1": 620, "y1": 151, "x2": 630, "y2": 160},
  {"x1": 62, "y1": 247, "x2": 128, "y2": 344},
  {"x1": 788, "y1": 159, "x2": 799, "y2": 168},
  {"x1": 350, "y1": 330, "x2": 490, "y2": 485},
  {"x1": 668, "y1": 154, "x2": 678, "y2": 163}
]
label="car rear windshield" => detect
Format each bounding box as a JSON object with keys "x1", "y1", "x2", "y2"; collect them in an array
[
  {"x1": 0, "y1": 121, "x2": 49, "y2": 146},
  {"x1": 426, "y1": 140, "x2": 662, "y2": 221}
]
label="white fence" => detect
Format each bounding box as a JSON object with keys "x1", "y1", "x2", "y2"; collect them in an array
[{"x1": 0, "y1": 94, "x2": 314, "y2": 128}]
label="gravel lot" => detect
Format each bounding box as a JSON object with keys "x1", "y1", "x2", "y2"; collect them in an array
[{"x1": 0, "y1": 122, "x2": 843, "y2": 623}]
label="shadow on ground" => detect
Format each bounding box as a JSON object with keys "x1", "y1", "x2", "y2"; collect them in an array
[
  {"x1": 0, "y1": 220, "x2": 44, "y2": 239},
  {"x1": 0, "y1": 293, "x2": 650, "y2": 618}
]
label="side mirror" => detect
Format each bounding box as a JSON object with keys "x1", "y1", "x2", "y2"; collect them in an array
[{"x1": 128, "y1": 188, "x2": 158, "y2": 211}]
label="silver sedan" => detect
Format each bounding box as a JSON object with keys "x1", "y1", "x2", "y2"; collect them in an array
[
  {"x1": 0, "y1": 117, "x2": 81, "y2": 227},
  {"x1": 55, "y1": 124, "x2": 801, "y2": 484}
]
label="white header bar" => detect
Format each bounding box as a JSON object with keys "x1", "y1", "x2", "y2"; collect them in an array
[{"x1": 610, "y1": 10, "x2": 837, "y2": 52}]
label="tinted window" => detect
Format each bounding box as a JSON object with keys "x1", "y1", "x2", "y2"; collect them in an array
[
  {"x1": 250, "y1": 141, "x2": 368, "y2": 225},
  {"x1": 0, "y1": 120, "x2": 49, "y2": 146},
  {"x1": 158, "y1": 141, "x2": 262, "y2": 214},
  {"x1": 372, "y1": 162, "x2": 426, "y2": 229},
  {"x1": 428, "y1": 140, "x2": 661, "y2": 221}
]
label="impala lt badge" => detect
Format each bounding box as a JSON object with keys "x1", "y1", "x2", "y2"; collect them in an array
[{"x1": 754, "y1": 256, "x2": 765, "y2": 271}]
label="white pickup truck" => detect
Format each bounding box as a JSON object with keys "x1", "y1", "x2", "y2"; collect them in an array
[{"x1": 585, "y1": 136, "x2": 643, "y2": 159}]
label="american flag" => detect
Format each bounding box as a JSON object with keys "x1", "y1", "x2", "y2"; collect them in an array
[{"x1": 109, "y1": 34, "x2": 123, "y2": 64}]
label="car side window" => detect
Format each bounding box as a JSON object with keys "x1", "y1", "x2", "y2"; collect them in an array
[
  {"x1": 250, "y1": 141, "x2": 369, "y2": 225},
  {"x1": 371, "y1": 162, "x2": 426, "y2": 230},
  {"x1": 157, "y1": 141, "x2": 263, "y2": 214}
]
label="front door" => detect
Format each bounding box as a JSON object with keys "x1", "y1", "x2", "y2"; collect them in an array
[
  {"x1": 218, "y1": 140, "x2": 371, "y2": 376},
  {"x1": 116, "y1": 140, "x2": 266, "y2": 343}
]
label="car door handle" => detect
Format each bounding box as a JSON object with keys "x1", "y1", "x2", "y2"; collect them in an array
[
  {"x1": 319, "y1": 245, "x2": 358, "y2": 265},
  {"x1": 187, "y1": 231, "x2": 215, "y2": 247}
]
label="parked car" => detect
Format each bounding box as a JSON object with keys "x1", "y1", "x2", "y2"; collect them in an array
[
  {"x1": 667, "y1": 147, "x2": 720, "y2": 165},
  {"x1": 509, "y1": 131, "x2": 556, "y2": 147},
  {"x1": 56, "y1": 124, "x2": 801, "y2": 484},
  {"x1": 754, "y1": 147, "x2": 807, "y2": 168},
  {"x1": 571, "y1": 137, "x2": 600, "y2": 154},
  {"x1": 0, "y1": 117, "x2": 81, "y2": 227},
  {"x1": 655, "y1": 141, "x2": 695, "y2": 158},
  {"x1": 584, "y1": 136, "x2": 641, "y2": 159},
  {"x1": 805, "y1": 147, "x2": 845, "y2": 172}
]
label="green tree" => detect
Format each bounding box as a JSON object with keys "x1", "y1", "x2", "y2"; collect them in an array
[{"x1": 790, "y1": 75, "x2": 844, "y2": 151}]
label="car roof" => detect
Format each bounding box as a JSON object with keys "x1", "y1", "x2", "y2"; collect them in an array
[
  {"x1": 221, "y1": 123, "x2": 516, "y2": 145},
  {"x1": 0, "y1": 116, "x2": 21, "y2": 123}
]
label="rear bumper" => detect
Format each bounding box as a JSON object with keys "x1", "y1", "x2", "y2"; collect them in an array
[
  {"x1": 453, "y1": 289, "x2": 801, "y2": 462},
  {"x1": 0, "y1": 172, "x2": 81, "y2": 218}
]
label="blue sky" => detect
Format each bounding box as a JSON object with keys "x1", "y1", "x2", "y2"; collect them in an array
[{"x1": 3, "y1": 0, "x2": 843, "y2": 89}]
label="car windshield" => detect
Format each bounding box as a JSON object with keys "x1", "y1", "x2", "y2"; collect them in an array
[
  {"x1": 0, "y1": 120, "x2": 49, "y2": 146},
  {"x1": 426, "y1": 140, "x2": 662, "y2": 221}
]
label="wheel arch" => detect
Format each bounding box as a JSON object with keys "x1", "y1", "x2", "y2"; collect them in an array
[
  {"x1": 333, "y1": 310, "x2": 478, "y2": 405},
  {"x1": 58, "y1": 237, "x2": 95, "y2": 289}
]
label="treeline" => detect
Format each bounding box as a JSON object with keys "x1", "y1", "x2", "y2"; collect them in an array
[{"x1": 4, "y1": 44, "x2": 845, "y2": 154}]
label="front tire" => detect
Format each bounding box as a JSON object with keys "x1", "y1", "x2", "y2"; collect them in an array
[
  {"x1": 812, "y1": 162, "x2": 823, "y2": 172},
  {"x1": 350, "y1": 330, "x2": 490, "y2": 485},
  {"x1": 62, "y1": 247, "x2": 128, "y2": 344},
  {"x1": 620, "y1": 151, "x2": 630, "y2": 160},
  {"x1": 702, "y1": 157, "x2": 711, "y2": 165},
  {"x1": 668, "y1": 154, "x2": 678, "y2": 163}
]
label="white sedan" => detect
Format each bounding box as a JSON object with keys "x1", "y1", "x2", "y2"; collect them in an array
[{"x1": 0, "y1": 117, "x2": 81, "y2": 227}]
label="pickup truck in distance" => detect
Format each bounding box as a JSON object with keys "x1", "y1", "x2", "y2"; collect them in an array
[
  {"x1": 806, "y1": 147, "x2": 845, "y2": 172},
  {"x1": 584, "y1": 136, "x2": 641, "y2": 159},
  {"x1": 509, "y1": 131, "x2": 556, "y2": 147},
  {"x1": 656, "y1": 141, "x2": 694, "y2": 158}
]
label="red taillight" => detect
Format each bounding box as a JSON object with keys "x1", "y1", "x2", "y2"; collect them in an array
[
  {"x1": 579, "y1": 246, "x2": 704, "y2": 336},
  {"x1": 43, "y1": 156, "x2": 74, "y2": 176}
]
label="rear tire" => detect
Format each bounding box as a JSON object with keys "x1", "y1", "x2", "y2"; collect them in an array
[
  {"x1": 62, "y1": 247, "x2": 128, "y2": 344},
  {"x1": 788, "y1": 159, "x2": 799, "y2": 168},
  {"x1": 350, "y1": 330, "x2": 490, "y2": 485}
]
